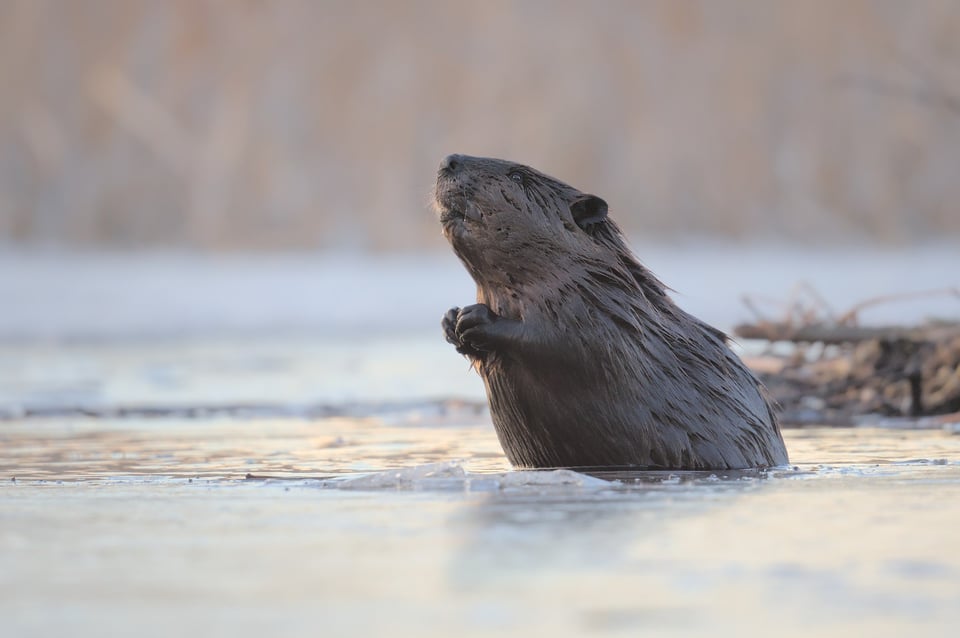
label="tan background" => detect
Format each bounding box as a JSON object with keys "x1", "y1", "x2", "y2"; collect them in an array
[{"x1": 2, "y1": 0, "x2": 958, "y2": 251}]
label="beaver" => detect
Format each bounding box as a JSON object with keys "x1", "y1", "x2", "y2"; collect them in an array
[{"x1": 435, "y1": 154, "x2": 789, "y2": 470}]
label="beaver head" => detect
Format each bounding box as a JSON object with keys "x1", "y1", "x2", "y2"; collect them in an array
[{"x1": 434, "y1": 154, "x2": 616, "y2": 289}]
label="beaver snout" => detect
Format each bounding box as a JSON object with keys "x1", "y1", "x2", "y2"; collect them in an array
[
  {"x1": 436, "y1": 154, "x2": 479, "y2": 223},
  {"x1": 439, "y1": 153, "x2": 466, "y2": 175}
]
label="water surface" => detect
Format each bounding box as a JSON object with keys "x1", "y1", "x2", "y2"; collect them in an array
[
  {"x1": 4, "y1": 406, "x2": 960, "y2": 638},
  {"x1": 3, "y1": 250, "x2": 959, "y2": 637}
]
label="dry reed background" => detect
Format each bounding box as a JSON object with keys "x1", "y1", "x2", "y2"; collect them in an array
[{"x1": 1, "y1": 0, "x2": 958, "y2": 251}]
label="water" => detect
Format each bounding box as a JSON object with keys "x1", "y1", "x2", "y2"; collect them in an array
[
  {"x1": 3, "y1": 337, "x2": 960, "y2": 638},
  {"x1": 2, "y1": 250, "x2": 960, "y2": 637},
  {"x1": 4, "y1": 411, "x2": 960, "y2": 638}
]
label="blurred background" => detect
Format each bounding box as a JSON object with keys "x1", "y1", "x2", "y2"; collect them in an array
[
  {"x1": 3, "y1": 9, "x2": 960, "y2": 636},
  {"x1": 1, "y1": 0, "x2": 959, "y2": 344},
  {"x1": 2, "y1": 0, "x2": 959, "y2": 252}
]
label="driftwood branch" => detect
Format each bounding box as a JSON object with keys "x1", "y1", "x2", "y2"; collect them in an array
[
  {"x1": 737, "y1": 285, "x2": 960, "y2": 426},
  {"x1": 735, "y1": 323, "x2": 914, "y2": 344},
  {"x1": 736, "y1": 320, "x2": 960, "y2": 345}
]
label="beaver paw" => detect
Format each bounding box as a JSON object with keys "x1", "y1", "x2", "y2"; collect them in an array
[
  {"x1": 442, "y1": 306, "x2": 484, "y2": 358},
  {"x1": 442, "y1": 304, "x2": 503, "y2": 358},
  {"x1": 455, "y1": 304, "x2": 501, "y2": 352}
]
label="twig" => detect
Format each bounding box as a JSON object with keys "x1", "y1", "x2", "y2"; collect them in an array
[{"x1": 836, "y1": 287, "x2": 960, "y2": 325}]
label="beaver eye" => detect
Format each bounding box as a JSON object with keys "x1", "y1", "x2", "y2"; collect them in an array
[{"x1": 508, "y1": 172, "x2": 524, "y2": 184}]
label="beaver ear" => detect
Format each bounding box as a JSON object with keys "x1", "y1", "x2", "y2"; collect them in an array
[{"x1": 570, "y1": 195, "x2": 608, "y2": 231}]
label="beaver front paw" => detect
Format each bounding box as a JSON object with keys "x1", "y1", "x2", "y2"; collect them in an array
[
  {"x1": 455, "y1": 304, "x2": 502, "y2": 352},
  {"x1": 442, "y1": 306, "x2": 485, "y2": 358}
]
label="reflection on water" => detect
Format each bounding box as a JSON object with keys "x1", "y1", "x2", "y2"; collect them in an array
[
  {"x1": 1, "y1": 410, "x2": 500, "y2": 481},
  {"x1": 2, "y1": 331, "x2": 960, "y2": 637},
  {"x1": 6, "y1": 413, "x2": 959, "y2": 483},
  {"x1": 3, "y1": 411, "x2": 960, "y2": 638}
]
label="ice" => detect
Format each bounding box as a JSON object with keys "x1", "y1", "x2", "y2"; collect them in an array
[
  {"x1": 496, "y1": 468, "x2": 610, "y2": 489},
  {"x1": 335, "y1": 463, "x2": 612, "y2": 492},
  {"x1": 338, "y1": 461, "x2": 468, "y2": 490},
  {"x1": 2, "y1": 243, "x2": 957, "y2": 341}
]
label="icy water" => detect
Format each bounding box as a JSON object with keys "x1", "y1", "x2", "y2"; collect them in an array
[
  {"x1": 2, "y1": 249, "x2": 960, "y2": 637},
  {"x1": 3, "y1": 337, "x2": 960, "y2": 638}
]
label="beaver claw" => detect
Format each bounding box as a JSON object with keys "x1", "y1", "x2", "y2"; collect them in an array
[{"x1": 442, "y1": 308, "x2": 462, "y2": 345}]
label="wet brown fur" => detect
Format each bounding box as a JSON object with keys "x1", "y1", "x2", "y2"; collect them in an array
[{"x1": 435, "y1": 154, "x2": 789, "y2": 470}]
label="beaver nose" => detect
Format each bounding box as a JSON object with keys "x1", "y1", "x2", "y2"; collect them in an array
[{"x1": 439, "y1": 154, "x2": 464, "y2": 174}]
